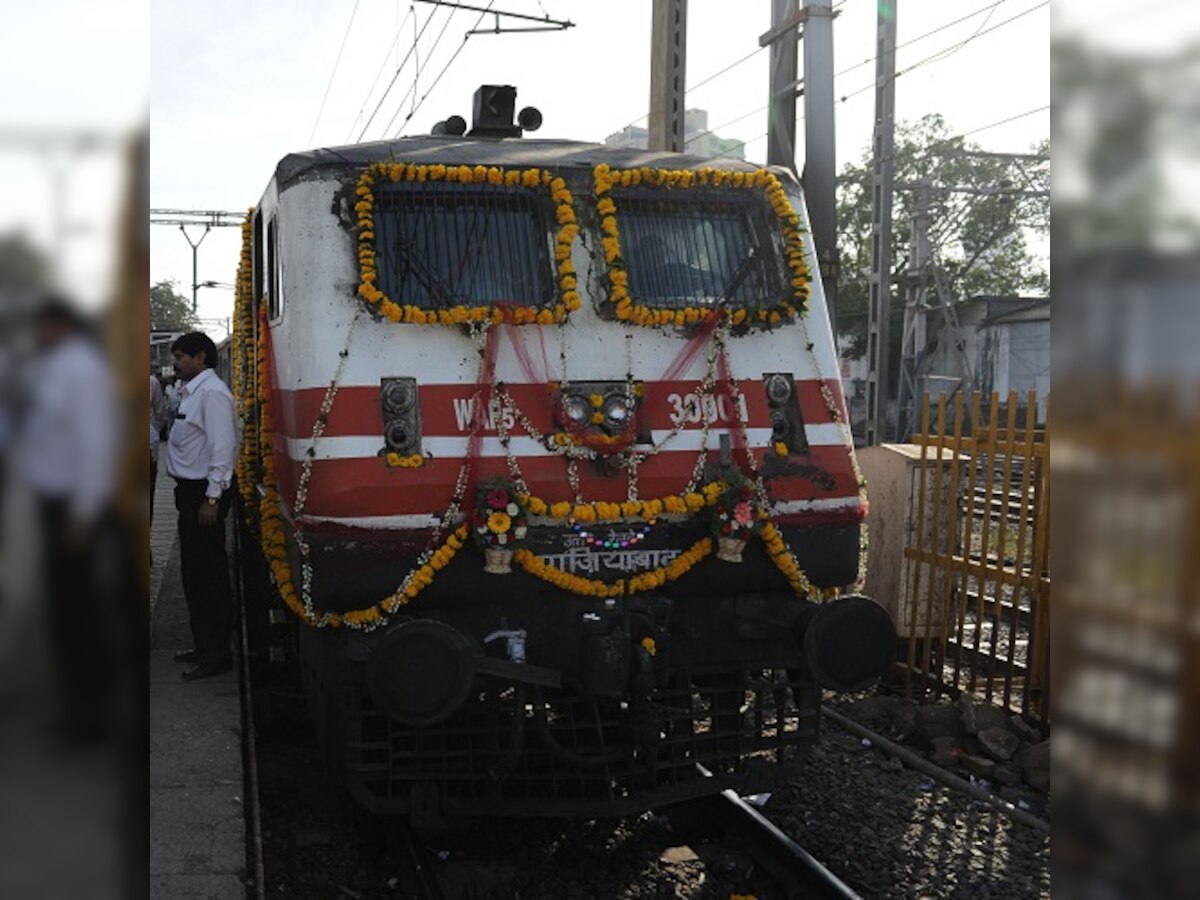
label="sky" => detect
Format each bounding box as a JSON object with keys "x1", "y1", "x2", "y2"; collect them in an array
[
  {"x1": 141, "y1": 0, "x2": 1050, "y2": 338},
  {"x1": 0, "y1": 1, "x2": 147, "y2": 310}
]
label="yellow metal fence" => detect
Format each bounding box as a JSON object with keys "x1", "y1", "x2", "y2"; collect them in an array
[{"x1": 901, "y1": 390, "x2": 1050, "y2": 723}]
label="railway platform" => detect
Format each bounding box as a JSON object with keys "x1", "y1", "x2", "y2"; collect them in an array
[{"x1": 150, "y1": 466, "x2": 248, "y2": 899}]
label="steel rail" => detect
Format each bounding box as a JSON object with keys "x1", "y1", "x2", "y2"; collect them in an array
[{"x1": 693, "y1": 765, "x2": 863, "y2": 900}]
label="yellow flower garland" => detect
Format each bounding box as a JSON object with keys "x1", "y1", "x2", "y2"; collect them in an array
[
  {"x1": 519, "y1": 481, "x2": 724, "y2": 524},
  {"x1": 232, "y1": 209, "x2": 257, "y2": 519},
  {"x1": 355, "y1": 162, "x2": 581, "y2": 325},
  {"x1": 512, "y1": 535, "x2": 713, "y2": 599},
  {"x1": 385, "y1": 452, "x2": 424, "y2": 468},
  {"x1": 592, "y1": 163, "x2": 812, "y2": 329}
]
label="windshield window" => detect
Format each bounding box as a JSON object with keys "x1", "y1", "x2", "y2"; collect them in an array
[
  {"x1": 617, "y1": 188, "x2": 786, "y2": 309},
  {"x1": 373, "y1": 181, "x2": 555, "y2": 310}
]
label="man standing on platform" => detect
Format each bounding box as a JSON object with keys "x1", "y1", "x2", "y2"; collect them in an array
[{"x1": 165, "y1": 332, "x2": 237, "y2": 680}]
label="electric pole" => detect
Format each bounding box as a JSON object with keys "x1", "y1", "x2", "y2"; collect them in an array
[
  {"x1": 864, "y1": 0, "x2": 898, "y2": 446},
  {"x1": 897, "y1": 179, "x2": 932, "y2": 440},
  {"x1": 801, "y1": 0, "x2": 838, "y2": 334},
  {"x1": 649, "y1": 0, "x2": 687, "y2": 152},
  {"x1": 763, "y1": 0, "x2": 799, "y2": 173},
  {"x1": 149, "y1": 209, "x2": 246, "y2": 312}
]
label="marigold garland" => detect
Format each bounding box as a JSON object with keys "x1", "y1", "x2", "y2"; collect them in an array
[
  {"x1": 512, "y1": 535, "x2": 713, "y2": 599},
  {"x1": 592, "y1": 163, "x2": 812, "y2": 329},
  {"x1": 232, "y1": 209, "x2": 257, "y2": 521},
  {"x1": 385, "y1": 452, "x2": 424, "y2": 468},
  {"x1": 355, "y1": 162, "x2": 581, "y2": 325},
  {"x1": 226, "y1": 170, "x2": 844, "y2": 628},
  {"x1": 519, "y1": 481, "x2": 724, "y2": 524}
]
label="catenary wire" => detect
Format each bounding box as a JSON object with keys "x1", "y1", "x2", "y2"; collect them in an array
[
  {"x1": 679, "y1": 1, "x2": 1041, "y2": 156},
  {"x1": 833, "y1": 0, "x2": 1008, "y2": 80},
  {"x1": 308, "y1": 0, "x2": 363, "y2": 147},
  {"x1": 606, "y1": 0, "x2": 998, "y2": 142},
  {"x1": 357, "y1": 4, "x2": 443, "y2": 142},
  {"x1": 396, "y1": 0, "x2": 495, "y2": 137},
  {"x1": 345, "y1": 5, "x2": 416, "y2": 143},
  {"x1": 381, "y1": 3, "x2": 463, "y2": 137},
  {"x1": 837, "y1": 1, "x2": 1048, "y2": 106}
]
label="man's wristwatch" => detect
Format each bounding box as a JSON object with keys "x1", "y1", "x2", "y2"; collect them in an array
[{"x1": 206, "y1": 497, "x2": 219, "y2": 506}]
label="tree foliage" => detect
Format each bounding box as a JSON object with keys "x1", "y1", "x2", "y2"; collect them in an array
[
  {"x1": 836, "y1": 114, "x2": 1049, "y2": 357},
  {"x1": 0, "y1": 233, "x2": 54, "y2": 292},
  {"x1": 150, "y1": 278, "x2": 198, "y2": 331}
]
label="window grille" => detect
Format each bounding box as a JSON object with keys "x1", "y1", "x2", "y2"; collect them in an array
[
  {"x1": 616, "y1": 188, "x2": 786, "y2": 310},
  {"x1": 373, "y1": 181, "x2": 556, "y2": 311}
]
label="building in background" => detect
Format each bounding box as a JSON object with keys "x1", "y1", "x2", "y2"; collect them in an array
[
  {"x1": 604, "y1": 109, "x2": 745, "y2": 160},
  {"x1": 920, "y1": 295, "x2": 1050, "y2": 424}
]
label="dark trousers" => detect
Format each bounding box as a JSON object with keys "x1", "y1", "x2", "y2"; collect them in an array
[
  {"x1": 39, "y1": 497, "x2": 119, "y2": 737},
  {"x1": 174, "y1": 479, "x2": 233, "y2": 667}
]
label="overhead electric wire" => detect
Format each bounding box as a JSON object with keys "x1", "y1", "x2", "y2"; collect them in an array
[
  {"x1": 381, "y1": 3, "x2": 462, "y2": 137},
  {"x1": 396, "y1": 0, "x2": 495, "y2": 137},
  {"x1": 837, "y1": 1, "x2": 1049, "y2": 106},
  {"x1": 357, "y1": 4, "x2": 442, "y2": 142},
  {"x1": 345, "y1": 4, "x2": 416, "y2": 143},
  {"x1": 607, "y1": 44, "x2": 767, "y2": 136},
  {"x1": 914, "y1": 0, "x2": 1003, "y2": 68},
  {"x1": 308, "y1": 0, "x2": 363, "y2": 147},
  {"x1": 833, "y1": 0, "x2": 1008, "y2": 81},
  {"x1": 666, "y1": 1, "x2": 1043, "y2": 161}
]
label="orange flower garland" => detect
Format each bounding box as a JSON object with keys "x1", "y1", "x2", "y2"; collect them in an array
[
  {"x1": 592, "y1": 163, "x2": 812, "y2": 329},
  {"x1": 355, "y1": 162, "x2": 581, "y2": 325}
]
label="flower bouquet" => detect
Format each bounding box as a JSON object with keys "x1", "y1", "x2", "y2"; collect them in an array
[
  {"x1": 473, "y1": 480, "x2": 529, "y2": 574},
  {"x1": 711, "y1": 472, "x2": 763, "y2": 563}
]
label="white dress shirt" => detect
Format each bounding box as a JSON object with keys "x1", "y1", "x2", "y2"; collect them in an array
[
  {"x1": 165, "y1": 368, "x2": 237, "y2": 500},
  {"x1": 16, "y1": 334, "x2": 118, "y2": 523}
]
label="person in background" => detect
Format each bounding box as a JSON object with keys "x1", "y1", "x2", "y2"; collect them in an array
[
  {"x1": 165, "y1": 332, "x2": 237, "y2": 680},
  {"x1": 15, "y1": 298, "x2": 119, "y2": 746},
  {"x1": 149, "y1": 372, "x2": 168, "y2": 520},
  {"x1": 161, "y1": 374, "x2": 181, "y2": 440}
]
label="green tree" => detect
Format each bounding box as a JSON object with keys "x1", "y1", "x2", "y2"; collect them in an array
[
  {"x1": 836, "y1": 115, "x2": 1049, "y2": 358},
  {"x1": 150, "y1": 278, "x2": 198, "y2": 331},
  {"x1": 0, "y1": 232, "x2": 54, "y2": 292}
]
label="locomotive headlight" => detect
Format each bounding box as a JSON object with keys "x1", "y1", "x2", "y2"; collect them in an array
[
  {"x1": 764, "y1": 373, "x2": 793, "y2": 406},
  {"x1": 382, "y1": 379, "x2": 417, "y2": 413},
  {"x1": 601, "y1": 395, "x2": 632, "y2": 427},
  {"x1": 770, "y1": 410, "x2": 790, "y2": 439},
  {"x1": 562, "y1": 393, "x2": 591, "y2": 424}
]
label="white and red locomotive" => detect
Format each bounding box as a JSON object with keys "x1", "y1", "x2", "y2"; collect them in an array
[{"x1": 233, "y1": 87, "x2": 894, "y2": 819}]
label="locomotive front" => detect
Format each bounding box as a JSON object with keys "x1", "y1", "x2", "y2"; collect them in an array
[{"x1": 233, "y1": 90, "x2": 894, "y2": 820}]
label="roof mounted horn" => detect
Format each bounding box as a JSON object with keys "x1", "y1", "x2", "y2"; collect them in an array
[{"x1": 466, "y1": 85, "x2": 541, "y2": 138}]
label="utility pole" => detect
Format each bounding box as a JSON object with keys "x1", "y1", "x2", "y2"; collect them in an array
[
  {"x1": 180, "y1": 224, "x2": 209, "y2": 313},
  {"x1": 648, "y1": 0, "x2": 687, "y2": 152},
  {"x1": 864, "y1": 0, "x2": 898, "y2": 446},
  {"x1": 897, "y1": 179, "x2": 932, "y2": 440},
  {"x1": 801, "y1": 0, "x2": 838, "y2": 334},
  {"x1": 892, "y1": 154, "x2": 1049, "y2": 438},
  {"x1": 763, "y1": 0, "x2": 799, "y2": 173},
  {"x1": 761, "y1": 1, "x2": 840, "y2": 336}
]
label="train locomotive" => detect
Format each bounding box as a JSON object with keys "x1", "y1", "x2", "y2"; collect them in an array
[{"x1": 232, "y1": 86, "x2": 894, "y2": 822}]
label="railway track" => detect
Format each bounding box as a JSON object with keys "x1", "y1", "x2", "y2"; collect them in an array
[{"x1": 684, "y1": 766, "x2": 863, "y2": 900}]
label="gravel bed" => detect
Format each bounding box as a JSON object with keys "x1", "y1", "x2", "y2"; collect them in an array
[
  {"x1": 765, "y1": 698, "x2": 1050, "y2": 899},
  {"x1": 256, "y1": 687, "x2": 1048, "y2": 899}
]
